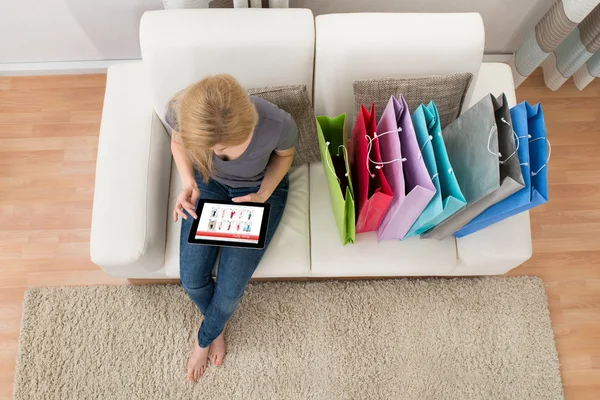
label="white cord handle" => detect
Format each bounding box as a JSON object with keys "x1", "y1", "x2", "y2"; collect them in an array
[
  {"x1": 366, "y1": 127, "x2": 405, "y2": 178},
  {"x1": 417, "y1": 135, "x2": 433, "y2": 160},
  {"x1": 499, "y1": 117, "x2": 519, "y2": 164},
  {"x1": 337, "y1": 145, "x2": 350, "y2": 178},
  {"x1": 487, "y1": 125, "x2": 501, "y2": 157},
  {"x1": 529, "y1": 137, "x2": 551, "y2": 176},
  {"x1": 517, "y1": 134, "x2": 531, "y2": 166},
  {"x1": 324, "y1": 141, "x2": 341, "y2": 184},
  {"x1": 487, "y1": 120, "x2": 520, "y2": 165}
]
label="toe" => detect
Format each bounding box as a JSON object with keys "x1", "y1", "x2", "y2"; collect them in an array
[{"x1": 186, "y1": 364, "x2": 194, "y2": 381}]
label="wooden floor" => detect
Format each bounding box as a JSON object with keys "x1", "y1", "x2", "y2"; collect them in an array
[{"x1": 0, "y1": 69, "x2": 599, "y2": 399}]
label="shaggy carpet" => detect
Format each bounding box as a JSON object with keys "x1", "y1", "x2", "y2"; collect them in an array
[{"x1": 14, "y1": 277, "x2": 563, "y2": 399}]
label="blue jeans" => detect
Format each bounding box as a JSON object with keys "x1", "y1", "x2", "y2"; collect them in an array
[{"x1": 180, "y1": 174, "x2": 289, "y2": 348}]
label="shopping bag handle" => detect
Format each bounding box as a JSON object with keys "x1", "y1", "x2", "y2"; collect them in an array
[
  {"x1": 325, "y1": 141, "x2": 350, "y2": 184},
  {"x1": 487, "y1": 117, "x2": 520, "y2": 165},
  {"x1": 419, "y1": 130, "x2": 454, "y2": 182},
  {"x1": 367, "y1": 127, "x2": 406, "y2": 178},
  {"x1": 528, "y1": 137, "x2": 551, "y2": 176},
  {"x1": 417, "y1": 134, "x2": 434, "y2": 160}
]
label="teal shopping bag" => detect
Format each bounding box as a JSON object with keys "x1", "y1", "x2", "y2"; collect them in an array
[{"x1": 405, "y1": 102, "x2": 466, "y2": 238}]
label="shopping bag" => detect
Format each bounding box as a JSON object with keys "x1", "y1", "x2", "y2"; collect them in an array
[
  {"x1": 316, "y1": 114, "x2": 355, "y2": 245},
  {"x1": 404, "y1": 101, "x2": 466, "y2": 238},
  {"x1": 422, "y1": 93, "x2": 525, "y2": 240},
  {"x1": 374, "y1": 96, "x2": 435, "y2": 241},
  {"x1": 350, "y1": 103, "x2": 393, "y2": 234},
  {"x1": 454, "y1": 101, "x2": 549, "y2": 237}
]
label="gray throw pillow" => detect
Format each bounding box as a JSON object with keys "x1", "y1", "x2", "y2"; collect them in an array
[
  {"x1": 248, "y1": 85, "x2": 319, "y2": 166},
  {"x1": 353, "y1": 73, "x2": 473, "y2": 129}
]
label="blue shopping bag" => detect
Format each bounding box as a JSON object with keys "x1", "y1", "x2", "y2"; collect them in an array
[
  {"x1": 454, "y1": 101, "x2": 549, "y2": 238},
  {"x1": 404, "y1": 101, "x2": 466, "y2": 238}
]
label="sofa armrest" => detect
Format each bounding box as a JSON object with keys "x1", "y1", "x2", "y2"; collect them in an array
[{"x1": 90, "y1": 62, "x2": 172, "y2": 277}]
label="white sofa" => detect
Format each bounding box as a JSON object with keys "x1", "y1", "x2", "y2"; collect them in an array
[{"x1": 90, "y1": 9, "x2": 532, "y2": 279}]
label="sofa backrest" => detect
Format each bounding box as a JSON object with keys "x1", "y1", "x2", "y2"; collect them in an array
[
  {"x1": 139, "y1": 9, "x2": 315, "y2": 125},
  {"x1": 314, "y1": 13, "x2": 485, "y2": 123}
]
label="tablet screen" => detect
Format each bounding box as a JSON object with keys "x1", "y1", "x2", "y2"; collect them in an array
[{"x1": 195, "y1": 202, "x2": 265, "y2": 245}]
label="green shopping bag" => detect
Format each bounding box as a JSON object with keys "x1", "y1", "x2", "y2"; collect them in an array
[{"x1": 316, "y1": 114, "x2": 355, "y2": 245}]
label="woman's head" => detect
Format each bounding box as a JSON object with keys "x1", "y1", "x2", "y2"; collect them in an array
[{"x1": 173, "y1": 74, "x2": 258, "y2": 181}]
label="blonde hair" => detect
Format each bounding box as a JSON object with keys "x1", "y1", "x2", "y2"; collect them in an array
[{"x1": 171, "y1": 74, "x2": 258, "y2": 182}]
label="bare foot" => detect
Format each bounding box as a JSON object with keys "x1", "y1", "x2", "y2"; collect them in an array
[
  {"x1": 186, "y1": 344, "x2": 209, "y2": 382},
  {"x1": 208, "y1": 332, "x2": 226, "y2": 367}
]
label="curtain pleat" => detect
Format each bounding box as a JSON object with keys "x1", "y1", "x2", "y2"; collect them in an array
[
  {"x1": 509, "y1": 0, "x2": 600, "y2": 90},
  {"x1": 573, "y1": 50, "x2": 600, "y2": 89}
]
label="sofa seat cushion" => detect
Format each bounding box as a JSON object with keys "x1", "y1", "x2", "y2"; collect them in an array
[
  {"x1": 309, "y1": 163, "x2": 457, "y2": 276},
  {"x1": 164, "y1": 164, "x2": 311, "y2": 278}
]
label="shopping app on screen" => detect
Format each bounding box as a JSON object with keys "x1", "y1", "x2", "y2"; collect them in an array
[{"x1": 195, "y1": 203, "x2": 265, "y2": 244}]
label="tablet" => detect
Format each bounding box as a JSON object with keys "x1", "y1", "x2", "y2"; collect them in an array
[{"x1": 188, "y1": 199, "x2": 271, "y2": 249}]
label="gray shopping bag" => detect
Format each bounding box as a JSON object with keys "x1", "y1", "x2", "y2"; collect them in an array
[{"x1": 423, "y1": 93, "x2": 525, "y2": 240}]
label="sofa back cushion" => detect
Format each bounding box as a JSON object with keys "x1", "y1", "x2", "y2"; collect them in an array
[
  {"x1": 314, "y1": 13, "x2": 484, "y2": 128},
  {"x1": 139, "y1": 9, "x2": 315, "y2": 128},
  {"x1": 353, "y1": 73, "x2": 473, "y2": 129}
]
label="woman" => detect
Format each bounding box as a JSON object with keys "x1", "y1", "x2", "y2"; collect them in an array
[{"x1": 167, "y1": 74, "x2": 297, "y2": 381}]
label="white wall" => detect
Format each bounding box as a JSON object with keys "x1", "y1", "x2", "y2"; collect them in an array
[
  {"x1": 0, "y1": 0, "x2": 163, "y2": 63},
  {"x1": 0, "y1": 0, "x2": 554, "y2": 64},
  {"x1": 293, "y1": 0, "x2": 556, "y2": 54}
]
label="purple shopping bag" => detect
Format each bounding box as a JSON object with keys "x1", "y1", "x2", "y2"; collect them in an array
[{"x1": 376, "y1": 96, "x2": 436, "y2": 241}]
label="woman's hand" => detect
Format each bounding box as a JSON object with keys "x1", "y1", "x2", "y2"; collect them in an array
[
  {"x1": 232, "y1": 148, "x2": 294, "y2": 204},
  {"x1": 173, "y1": 184, "x2": 200, "y2": 221},
  {"x1": 232, "y1": 191, "x2": 268, "y2": 204}
]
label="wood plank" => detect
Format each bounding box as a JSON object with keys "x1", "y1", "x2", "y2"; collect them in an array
[
  {"x1": 32, "y1": 122, "x2": 99, "y2": 138},
  {"x1": 0, "y1": 124, "x2": 33, "y2": 139},
  {"x1": 6, "y1": 74, "x2": 106, "y2": 90},
  {"x1": 0, "y1": 77, "x2": 10, "y2": 90}
]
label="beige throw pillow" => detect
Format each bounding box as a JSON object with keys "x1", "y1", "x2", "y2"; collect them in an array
[
  {"x1": 248, "y1": 85, "x2": 319, "y2": 166},
  {"x1": 353, "y1": 73, "x2": 473, "y2": 129}
]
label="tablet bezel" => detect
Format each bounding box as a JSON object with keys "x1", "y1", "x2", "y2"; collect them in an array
[{"x1": 187, "y1": 199, "x2": 271, "y2": 249}]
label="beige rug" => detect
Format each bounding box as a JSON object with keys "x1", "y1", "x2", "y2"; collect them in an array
[{"x1": 14, "y1": 277, "x2": 563, "y2": 399}]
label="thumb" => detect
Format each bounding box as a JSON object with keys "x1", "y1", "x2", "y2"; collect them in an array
[{"x1": 232, "y1": 195, "x2": 250, "y2": 203}]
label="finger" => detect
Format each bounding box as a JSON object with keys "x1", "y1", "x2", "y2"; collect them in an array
[
  {"x1": 174, "y1": 204, "x2": 182, "y2": 222},
  {"x1": 182, "y1": 201, "x2": 198, "y2": 219},
  {"x1": 232, "y1": 195, "x2": 251, "y2": 203},
  {"x1": 184, "y1": 206, "x2": 198, "y2": 219},
  {"x1": 176, "y1": 207, "x2": 188, "y2": 220}
]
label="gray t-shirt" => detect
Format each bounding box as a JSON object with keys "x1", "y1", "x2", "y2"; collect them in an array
[{"x1": 166, "y1": 96, "x2": 297, "y2": 188}]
